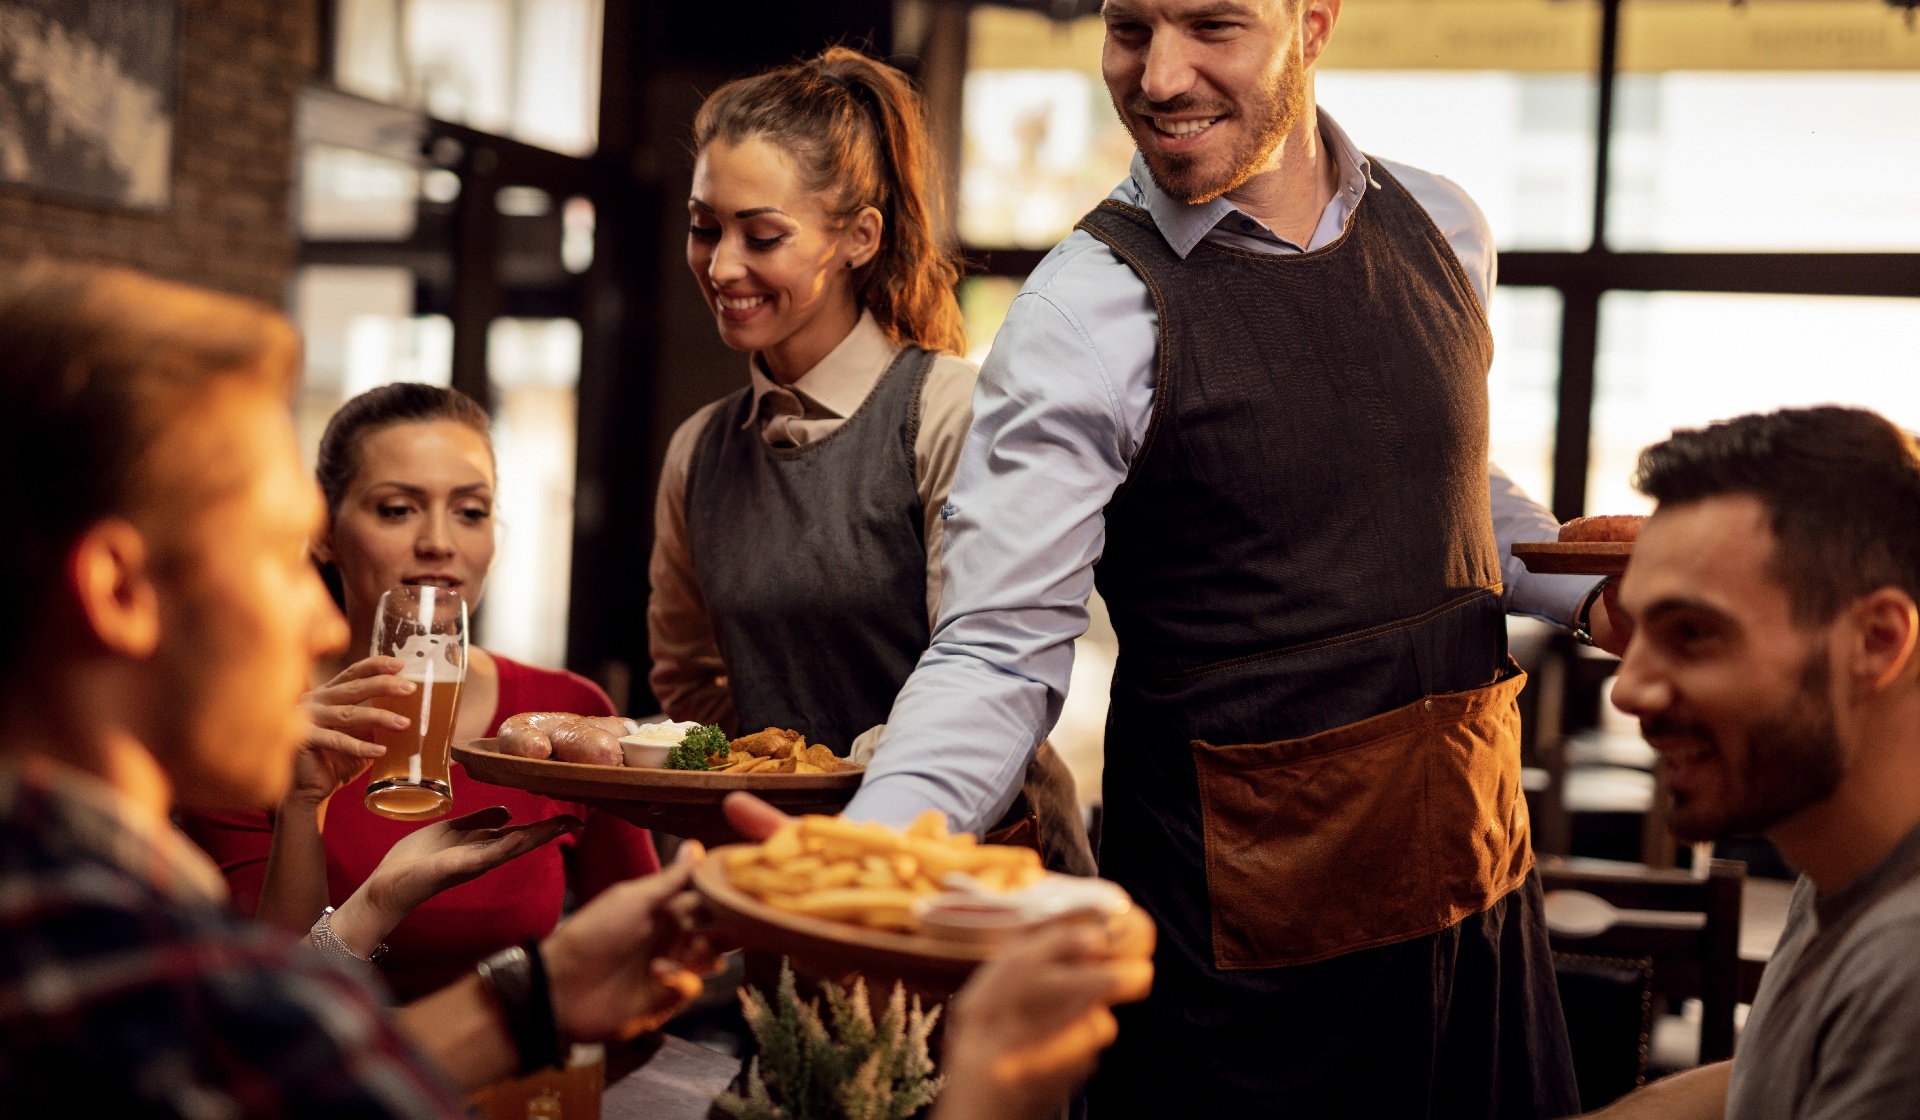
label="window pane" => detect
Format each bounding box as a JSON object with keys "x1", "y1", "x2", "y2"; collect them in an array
[
  {"x1": 301, "y1": 145, "x2": 419, "y2": 241},
  {"x1": 1588, "y1": 292, "x2": 1920, "y2": 515},
  {"x1": 484, "y1": 318, "x2": 583, "y2": 668},
  {"x1": 1316, "y1": 71, "x2": 1596, "y2": 250},
  {"x1": 1316, "y1": 0, "x2": 1602, "y2": 251},
  {"x1": 334, "y1": 0, "x2": 601, "y2": 155},
  {"x1": 292, "y1": 265, "x2": 453, "y2": 467},
  {"x1": 1609, "y1": 1, "x2": 1920, "y2": 250},
  {"x1": 960, "y1": 9, "x2": 1131, "y2": 249},
  {"x1": 1488, "y1": 286, "x2": 1563, "y2": 506}
]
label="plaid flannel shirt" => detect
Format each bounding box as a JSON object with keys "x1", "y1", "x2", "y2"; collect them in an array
[{"x1": 0, "y1": 756, "x2": 469, "y2": 1117}]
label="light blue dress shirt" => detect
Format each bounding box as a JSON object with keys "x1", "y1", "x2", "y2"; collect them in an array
[{"x1": 847, "y1": 111, "x2": 1601, "y2": 834}]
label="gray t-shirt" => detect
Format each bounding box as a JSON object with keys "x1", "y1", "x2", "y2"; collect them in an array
[{"x1": 1728, "y1": 823, "x2": 1920, "y2": 1119}]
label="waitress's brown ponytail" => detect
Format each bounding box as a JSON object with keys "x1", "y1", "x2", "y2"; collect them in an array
[{"x1": 693, "y1": 47, "x2": 967, "y2": 355}]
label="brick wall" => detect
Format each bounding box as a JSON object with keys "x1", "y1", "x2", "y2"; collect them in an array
[{"x1": 0, "y1": 0, "x2": 317, "y2": 305}]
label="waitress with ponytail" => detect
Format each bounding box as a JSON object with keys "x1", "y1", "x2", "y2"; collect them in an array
[{"x1": 648, "y1": 48, "x2": 1092, "y2": 873}]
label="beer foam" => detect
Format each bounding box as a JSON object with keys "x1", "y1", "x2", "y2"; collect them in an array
[{"x1": 392, "y1": 633, "x2": 466, "y2": 683}]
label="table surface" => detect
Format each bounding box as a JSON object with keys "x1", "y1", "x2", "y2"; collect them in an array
[{"x1": 602, "y1": 1035, "x2": 741, "y2": 1120}]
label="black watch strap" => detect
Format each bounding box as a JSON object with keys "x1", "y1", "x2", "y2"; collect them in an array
[
  {"x1": 1572, "y1": 577, "x2": 1612, "y2": 646},
  {"x1": 476, "y1": 940, "x2": 562, "y2": 1075}
]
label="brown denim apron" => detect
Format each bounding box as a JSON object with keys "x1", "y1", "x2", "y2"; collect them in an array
[{"x1": 1192, "y1": 666, "x2": 1532, "y2": 969}]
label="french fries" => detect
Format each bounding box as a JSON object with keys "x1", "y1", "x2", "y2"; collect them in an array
[
  {"x1": 714, "y1": 727, "x2": 854, "y2": 774},
  {"x1": 723, "y1": 811, "x2": 1046, "y2": 933}
]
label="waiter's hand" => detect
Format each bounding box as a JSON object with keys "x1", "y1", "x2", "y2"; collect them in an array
[
  {"x1": 723, "y1": 791, "x2": 793, "y2": 840},
  {"x1": 1588, "y1": 578, "x2": 1632, "y2": 657}
]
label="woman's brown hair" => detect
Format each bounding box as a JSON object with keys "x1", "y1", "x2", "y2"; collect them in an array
[
  {"x1": 693, "y1": 46, "x2": 967, "y2": 355},
  {"x1": 314, "y1": 382, "x2": 492, "y2": 517}
]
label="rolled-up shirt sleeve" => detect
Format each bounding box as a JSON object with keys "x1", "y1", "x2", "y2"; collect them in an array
[
  {"x1": 848, "y1": 275, "x2": 1138, "y2": 835},
  {"x1": 1489, "y1": 460, "x2": 1603, "y2": 626}
]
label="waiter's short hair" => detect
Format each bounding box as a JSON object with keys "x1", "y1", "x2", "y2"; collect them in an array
[
  {"x1": 0, "y1": 261, "x2": 297, "y2": 672},
  {"x1": 1634, "y1": 406, "x2": 1920, "y2": 626}
]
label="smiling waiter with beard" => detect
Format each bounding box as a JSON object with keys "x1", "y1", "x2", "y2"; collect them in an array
[{"x1": 840, "y1": 0, "x2": 1628, "y2": 1115}]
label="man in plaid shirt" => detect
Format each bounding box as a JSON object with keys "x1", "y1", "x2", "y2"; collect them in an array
[{"x1": 0, "y1": 265, "x2": 716, "y2": 1115}]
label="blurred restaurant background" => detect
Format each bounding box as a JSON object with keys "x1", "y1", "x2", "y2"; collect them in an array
[{"x1": 2, "y1": 0, "x2": 1918, "y2": 1078}]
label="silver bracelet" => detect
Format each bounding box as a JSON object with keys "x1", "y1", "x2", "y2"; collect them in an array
[{"x1": 309, "y1": 905, "x2": 388, "y2": 964}]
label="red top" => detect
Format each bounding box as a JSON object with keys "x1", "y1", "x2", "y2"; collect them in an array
[{"x1": 180, "y1": 654, "x2": 659, "y2": 1001}]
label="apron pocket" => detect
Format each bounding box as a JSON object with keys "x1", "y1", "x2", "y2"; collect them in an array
[{"x1": 1191, "y1": 669, "x2": 1532, "y2": 970}]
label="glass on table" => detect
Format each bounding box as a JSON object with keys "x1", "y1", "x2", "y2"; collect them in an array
[{"x1": 364, "y1": 583, "x2": 468, "y2": 821}]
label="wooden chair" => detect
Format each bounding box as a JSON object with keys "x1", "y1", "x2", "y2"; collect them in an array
[{"x1": 1539, "y1": 856, "x2": 1746, "y2": 1064}]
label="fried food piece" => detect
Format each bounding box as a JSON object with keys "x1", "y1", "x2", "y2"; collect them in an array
[
  {"x1": 731, "y1": 727, "x2": 805, "y2": 758},
  {"x1": 801, "y1": 744, "x2": 842, "y2": 772},
  {"x1": 1558, "y1": 514, "x2": 1645, "y2": 543},
  {"x1": 497, "y1": 712, "x2": 629, "y2": 765}
]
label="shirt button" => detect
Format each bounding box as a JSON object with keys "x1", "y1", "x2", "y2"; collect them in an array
[{"x1": 1239, "y1": 218, "x2": 1256, "y2": 231}]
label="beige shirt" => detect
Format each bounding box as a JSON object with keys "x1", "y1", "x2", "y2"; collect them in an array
[{"x1": 647, "y1": 311, "x2": 978, "y2": 729}]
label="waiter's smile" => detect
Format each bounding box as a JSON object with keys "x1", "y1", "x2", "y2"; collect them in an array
[{"x1": 1147, "y1": 114, "x2": 1225, "y2": 148}]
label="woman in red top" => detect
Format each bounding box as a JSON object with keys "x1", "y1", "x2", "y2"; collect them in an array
[{"x1": 183, "y1": 383, "x2": 658, "y2": 1000}]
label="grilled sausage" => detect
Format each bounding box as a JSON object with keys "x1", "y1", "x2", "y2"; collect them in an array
[{"x1": 497, "y1": 712, "x2": 633, "y2": 766}]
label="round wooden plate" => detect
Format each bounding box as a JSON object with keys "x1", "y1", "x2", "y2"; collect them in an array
[
  {"x1": 692, "y1": 847, "x2": 993, "y2": 996},
  {"x1": 1511, "y1": 541, "x2": 1633, "y2": 577},
  {"x1": 452, "y1": 739, "x2": 863, "y2": 844}
]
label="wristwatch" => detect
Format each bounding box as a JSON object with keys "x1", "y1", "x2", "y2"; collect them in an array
[
  {"x1": 309, "y1": 905, "x2": 389, "y2": 964},
  {"x1": 476, "y1": 940, "x2": 563, "y2": 1075},
  {"x1": 1571, "y1": 577, "x2": 1613, "y2": 647}
]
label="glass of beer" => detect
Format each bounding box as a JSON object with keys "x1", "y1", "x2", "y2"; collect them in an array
[{"x1": 364, "y1": 584, "x2": 467, "y2": 821}]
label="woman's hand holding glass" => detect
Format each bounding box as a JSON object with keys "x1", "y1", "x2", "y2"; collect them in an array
[{"x1": 287, "y1": 655, "x2": 416, "y2": 807}]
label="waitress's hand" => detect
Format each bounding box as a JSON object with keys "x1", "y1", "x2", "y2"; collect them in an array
[
  {"x1": 287, "y1": 656, "x2": 417, "y2": 807},
  {"x1": 326, "y1": 806, "x2": 582, "y2": 957}
]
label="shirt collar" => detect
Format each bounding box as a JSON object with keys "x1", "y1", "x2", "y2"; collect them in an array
[
  {"x1": 743, "y1": 310, "x2": 900, "y2": 428},
  {"x1": 1125, "y1": 108, "x2": 1378, "y2": 259},
  {"x1": 0, "y1": 754, "x2": 230, "y2": 907}
]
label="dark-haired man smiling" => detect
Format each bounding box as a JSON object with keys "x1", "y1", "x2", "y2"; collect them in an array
[{"x1": 1586, "y1": 406, "x2": 1920, "y2": 1120}]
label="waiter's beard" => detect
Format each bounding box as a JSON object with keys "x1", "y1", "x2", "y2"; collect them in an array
[{"x1": 1120, "y1": 44, "x2": 1309, "y2": 206}]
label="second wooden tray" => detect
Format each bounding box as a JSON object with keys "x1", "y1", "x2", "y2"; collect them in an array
[{"x1": 1511, "y1": 541, "x2": 1633, "y2": 577}]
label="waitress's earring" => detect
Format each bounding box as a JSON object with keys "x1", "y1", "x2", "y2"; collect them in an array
[{"x1": 845, "y1": 259, "x2": 854, "y2": 268}]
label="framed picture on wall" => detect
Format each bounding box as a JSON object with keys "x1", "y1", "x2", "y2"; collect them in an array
[{"x1": 0, "y1": 0, "x2": 177, "y2": 209}]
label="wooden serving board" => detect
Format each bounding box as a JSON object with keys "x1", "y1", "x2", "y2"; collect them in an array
[
  {"x1": 692, "y1": 847, "x2": 995, "y2": 996},
  {"x1": 1511, "y1": 541, "x2": 1633, "y2": 577},
  {"x1": 693, "y1": 852, "x2": 1159, "y2": 1000},
  {"x1": 453, "y1": 739, "x2": 863, "y2": 844}
]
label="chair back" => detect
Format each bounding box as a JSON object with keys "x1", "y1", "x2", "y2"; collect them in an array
[{"x1": 1540, "y1": 856, "x2": 1745, "y2": 1063}]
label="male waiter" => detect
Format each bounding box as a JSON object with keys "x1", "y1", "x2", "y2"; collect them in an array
[{"x1": 848, "y1": 0, "x2": 1619, "y2": 1114}]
